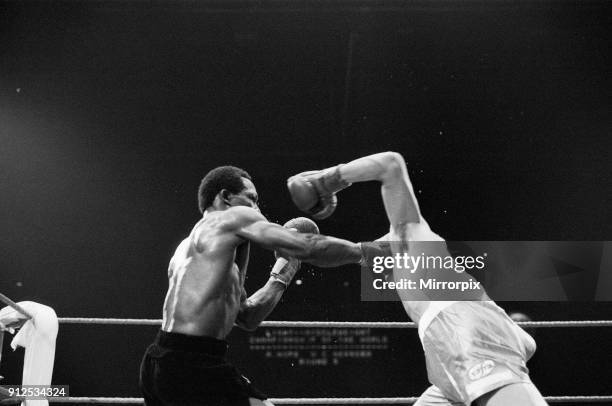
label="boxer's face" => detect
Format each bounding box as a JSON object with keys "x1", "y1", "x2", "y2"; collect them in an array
[{"x1": 227, "y1": 177, "x2": 259, "y2": 211}]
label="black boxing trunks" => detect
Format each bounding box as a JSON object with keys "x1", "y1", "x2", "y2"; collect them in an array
[{"x1": 139, "y1": 330, "x2": 267, "y2": 406}]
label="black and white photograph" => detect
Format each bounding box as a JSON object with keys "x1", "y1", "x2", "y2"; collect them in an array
[{"x1": 1, "y1": 0, "x2": 611, "y2": 405}]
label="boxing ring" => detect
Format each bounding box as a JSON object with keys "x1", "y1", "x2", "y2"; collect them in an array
[{"x1": 1, "y1": 296, "x2": 612, "y2": 405}]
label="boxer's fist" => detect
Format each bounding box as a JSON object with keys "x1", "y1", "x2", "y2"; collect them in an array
[
  {"x1": 274, "y1": 217, "x2": 320, "y2": 260},
  {"x1": 283, "y1": 217, "x2": 320, "y2": 235},
  {"x1": 287, "y1": 165, "x2": 351, "y2": 220},
  {"x1": 271, "y1": 217, "x2": 313, "y2": 286}
]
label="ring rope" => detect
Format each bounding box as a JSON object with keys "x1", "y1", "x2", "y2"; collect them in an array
[
  {"x1": 4, "y1": 308, "x2": 610, "y2": 404},
  {"x1": 8, "y1": 318, "x2": 607, "y2": 404},
  {"x1": 0, "y1": 293, "x2": 33, "y2": 320},
  {"x1": 57, "y1": 318, "x2": 612, "y2": 328},
  {"x1": 3, "y1": 396, "x2": 612, "y2": 404}
]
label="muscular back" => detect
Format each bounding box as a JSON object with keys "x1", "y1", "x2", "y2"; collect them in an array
[{"x1": 162, "y1": 210, "x2": 250, "y2": 339}]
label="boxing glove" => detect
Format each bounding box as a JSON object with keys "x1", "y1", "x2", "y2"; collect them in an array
[
  {"x1": 286, "y1": 165, "x2": 351, "y2": 220},
  {"x1": 274, "y1": 217, "x2": 320, "y2": 260}
]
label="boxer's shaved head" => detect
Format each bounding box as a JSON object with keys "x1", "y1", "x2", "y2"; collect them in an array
[{"x1": 198, "y1": 166, "x2": 252, "y2": 213}]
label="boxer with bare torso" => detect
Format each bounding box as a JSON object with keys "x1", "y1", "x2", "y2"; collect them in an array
[{"x1": 139, "y1": 166, "x2": 384, "y2": 406}]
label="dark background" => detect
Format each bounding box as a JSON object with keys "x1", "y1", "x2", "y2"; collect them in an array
[{"x1": 1, "y1": 0, "x2": 611, "y2": 403}]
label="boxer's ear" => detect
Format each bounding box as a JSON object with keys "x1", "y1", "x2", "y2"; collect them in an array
[{"x1": 220, "y1": 189, "x2": 232, "y2": 205}]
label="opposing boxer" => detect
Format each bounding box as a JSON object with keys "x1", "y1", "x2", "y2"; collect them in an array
[
  {"x1": 287, "y1": 153, "x2": 547, "y2": 406},
  {"x1": 139, "y1": 166, "x2": 386, "y2": 406}
]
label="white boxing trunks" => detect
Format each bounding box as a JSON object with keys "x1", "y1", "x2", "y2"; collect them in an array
[{"x1": 418, "y1": 301, "x2": 536, "y2": 405}]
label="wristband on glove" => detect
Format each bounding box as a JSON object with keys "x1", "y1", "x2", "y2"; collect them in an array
[
  {"x1": 269, "y1": 274, "x2": 289, "y2": 288},
  {"x1": 320, "y1": 164, "x2": 352, "y2": 195},
  {"x1": 270, "y1": 257, "x2": 301, "y2": 287},
  {"x1": 306, "y1": 165, "x2": 351, "y2": 220}
]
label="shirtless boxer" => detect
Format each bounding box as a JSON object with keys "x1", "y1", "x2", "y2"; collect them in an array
[
  {"x1": 287, "y1": 153, "x2": 547, "y2": 406},
  {"x1": 139, "y1": 166, "x2": 385, "y2": 406}
]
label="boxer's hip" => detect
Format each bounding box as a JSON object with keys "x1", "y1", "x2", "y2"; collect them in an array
[
  {"x1": 139, "y1": 330, "x2": 266, "y2": 405},
  {"x1": 153, "y1": 329, "x2": 230, "y2": 356},
  {"x1": 420, "y1": 301, "x2": 536, "y2": 405}
]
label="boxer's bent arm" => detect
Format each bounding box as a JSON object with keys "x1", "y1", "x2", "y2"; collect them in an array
[
  {"x1": 338, "y1": 152, "x2": 422, "y2": 236},
  {"x1": 235, "y1": 259, "x2": 295, "y2": 331},
  {"x1": 235, "y1": 281, "x2": 283, "y2": 331}
]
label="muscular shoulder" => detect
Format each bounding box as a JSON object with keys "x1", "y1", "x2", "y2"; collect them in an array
[
  {"x1": 191, "y1": 208, "x2": 265, "y2": 250},
  {"x1": 220, "y1": 206, "x2": 267, "y2": 231}
]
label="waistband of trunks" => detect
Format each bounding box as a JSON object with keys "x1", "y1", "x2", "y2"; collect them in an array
[
  {"x1": 155, "y1": 329, "x2": 229, "y2": 357},
  {"x1": 417, "y1": 301, "x2": 458, "y2": 341},
  {"x1": 417, "y1": 300, "x2": 506, "y2": 341}
]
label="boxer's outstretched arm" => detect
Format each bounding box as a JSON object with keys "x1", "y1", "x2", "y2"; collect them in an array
[
  {"x1": 241, "y1": 221, "x2": 362, "y2": 267},
  {"x1": 235, "y1": 257, "x2": 298, "y2": 331},
  {"x1": 228, "y1": 207, "x2": 362, "y2": 267}
]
